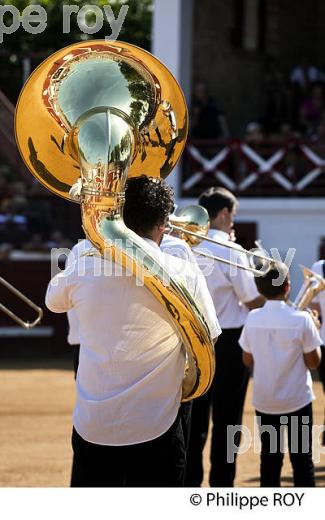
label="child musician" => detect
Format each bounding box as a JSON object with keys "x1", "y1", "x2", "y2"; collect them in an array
[{"x1": 239, "y1": 264, "x2": 321, "y2": 487}]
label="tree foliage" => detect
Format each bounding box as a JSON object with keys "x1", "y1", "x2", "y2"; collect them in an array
[{"x1": 0, "y1": 0, "x2": 152, "y2": 101}]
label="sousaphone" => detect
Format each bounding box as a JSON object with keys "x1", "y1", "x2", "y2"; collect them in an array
[{"x1": 15, "y1": 40, "x2": 215, "y2": 400}]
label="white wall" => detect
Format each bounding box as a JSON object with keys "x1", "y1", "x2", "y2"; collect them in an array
[{"x1": 237, "y1": 198, "x2": 325, "y2": 297}]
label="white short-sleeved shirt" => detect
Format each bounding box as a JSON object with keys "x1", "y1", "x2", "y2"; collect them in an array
[
  {"x1": 311, "y1": 260, "x2": 325, "y2": 344},
  {"x1": 46, "y1": 238, "x2": 220, "y2": 446},
  {"x1": 66, "y1": 239, "x2": 92, "y2": 345},
  {"x1": 161, "y1": 234, "x2": 198, "y2": 263},
  {"x1": 195, "y1": 229, "x2": 260, "y2": 329},
  {"x1": 239, "y1": 300, "x2": 322, "y2": 414}
]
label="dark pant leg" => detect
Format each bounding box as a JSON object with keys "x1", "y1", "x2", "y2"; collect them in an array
[
  {"x1": 71, "y1": 410, "x2": 186, "y2": 487},
  {"x1": 209, "y1": 329, "x2": 250, "y2": 487},
  {"x1": 287, "y1": 403, "x2": 315, "y2": 487},
  {"x1": 126, "y1": 409, "x2": 186, "y2": 487},
  {"x1": 255, "y1": 411, "x2": 284, "y2": 487},
  {"x1": 185, "y1": 390, "x2": 211, "y2": 486},
  {"x1": 73, "y1": 345, "x2": 80, "y2": 380},
  {"x1": 180, "y1": 401, "x2": 193, "y2": 451},
  {"x1": 70, "y1": 427, "x2": 126, "y2": 487}
]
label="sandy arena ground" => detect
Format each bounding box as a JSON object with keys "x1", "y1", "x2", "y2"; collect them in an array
[{"x1": 0, "y1": 358, "x2": 324, "y2": 487}]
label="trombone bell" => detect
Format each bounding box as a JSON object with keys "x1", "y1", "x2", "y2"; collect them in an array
[{"x1": 168, "y1": 205, "x2": 210, "y2": 246}]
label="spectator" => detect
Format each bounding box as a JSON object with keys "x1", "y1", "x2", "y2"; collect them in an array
[
  {"x1": 279, "y1": 122, "x2": 300, "y2": 140},
  {"x1": 0, "y1": 198, "x2": 28, "y2": 248},
  {"x1": 191, "y1": 82, "x2": 229, "y2": 139},
  {"x1": 299, "y1": 83, "x2": 325, "y2": 137},
  {"x1": 310, "y1": 112, "x2": 325, "y2": 144},
  {"x1": 263, "y1": 57, "x2": 287, "y2": 133},
  {"x1": 0, "y1": 243, "x2": 12, "y2": 260},
  {"x1": 244, "y1": 122, "x2": 265, "y2": 146},
  {"x1": 290, "y1": 56, "x2": 322, "y2": 92}
]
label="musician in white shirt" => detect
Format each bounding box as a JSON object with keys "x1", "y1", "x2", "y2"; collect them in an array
[
  {"x1": 46, "y1": 176, "x2": 220, "y2": 487},
  {"x1": 186, "y1": 187, "x2": 265, "y2": 487},
  {"x1": 240, "y1": 264, "x2": 321, "y2": 487}
]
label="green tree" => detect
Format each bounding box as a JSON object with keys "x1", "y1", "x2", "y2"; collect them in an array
[{"x1": 0, "y1": 0, "x2": 152, "y2": 101}]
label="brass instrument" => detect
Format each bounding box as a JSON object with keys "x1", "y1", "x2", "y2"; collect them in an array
[
  {"x1": 169, "y1": 205, "x2": 276, "y2": 276},
  {"x1": 292, "y1": 265, "x2": 325, "y2": 310},
  {"x1": 0, "y1": 277, "x2": 43, "y2": 328},
  {"x1": 168, "y1": 205, "x2": 210, "y2": 247},
  {"x1": 15, "y1": 40, "x2": 215, "y2": 401}
]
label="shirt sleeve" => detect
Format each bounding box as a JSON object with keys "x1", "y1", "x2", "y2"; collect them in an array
[
  {"x1": 192, "y1": 270, "x2": 221, "y2": 341},
  {"x1": 65, "y1": 244, "x2": 78, "y2": 270},
  {"x1": 239, "y1": 324, "x2": 251, "y2": 353},
  {"x1": 45, "y1": 270, "x2": 73, "y2": 313},
  {"x1": 230, "y1": 250, "x2": 260, "y2": 304},
  {"x1": 301, "y1": 312, "x2": 322, "y2": 353}
]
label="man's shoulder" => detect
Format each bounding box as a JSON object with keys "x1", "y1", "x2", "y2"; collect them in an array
[
  {"x1": 71, "y1": 239, "x2": 92, "y2": 254},
  {"x1": 200, "y1": 235, "x2": 244, "y2": 258},
  {"x1": 245, "y1": 306, "x2": 265, "y2": 324},
  {"x1": 289, "y1": 306, "x2": 312, "y2": 323},
  {"x1": 311, "y1": 259, "x2": 324, "y2": 274},
  {"x1": 276, "y1": 305, "x2": 312, "y2": 330},
  {"x1": 160, "y1": 234, "x2": 191, "y2": 251},
  {"x1": 161, "y1": 249, "x2": 192, "y2": 275}
]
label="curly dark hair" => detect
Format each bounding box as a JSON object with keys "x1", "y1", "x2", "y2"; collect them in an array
[{"x1": 124, "y1": 176, "x2": 174, "y2": 235}]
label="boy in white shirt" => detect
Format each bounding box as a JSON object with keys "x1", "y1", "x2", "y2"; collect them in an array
[{"x1": 239, "y1": 264, "x2": 321, "y2": 487}]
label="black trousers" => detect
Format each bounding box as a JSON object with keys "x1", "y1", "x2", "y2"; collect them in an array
[
  {"x1": 185, "y1": 328, "x2": 250, "y2": 487},
  {"x1": 72, "y1": 345, "x2": 80, "y2": 379},
  {"x1": 256, "y1": 403, "x2": 315, "y2": 487},
  {"x1": 71, "y1": 408, "x2": 186, "y2": 487}
]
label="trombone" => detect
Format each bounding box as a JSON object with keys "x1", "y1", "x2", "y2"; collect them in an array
[
  {"x1": 0, "y1": 277, "x2": 43, "y2": 329},
  {"x1": 168, "y1": 205, "x2": 276, "y2": 276}
]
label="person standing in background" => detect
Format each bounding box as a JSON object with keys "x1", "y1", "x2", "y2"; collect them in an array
[{"x1": 185, "y1": 187, "x2": 265, "y2": 487}]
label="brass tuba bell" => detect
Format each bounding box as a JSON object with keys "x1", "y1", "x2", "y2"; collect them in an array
[{"x1": 15, "y1": 40, "x2": 215, "y2": 400}]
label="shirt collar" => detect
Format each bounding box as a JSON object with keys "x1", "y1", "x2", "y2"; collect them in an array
[
  {"x1": 208, "y1": 228, "x2": 230, "y2": 242},
  {"x1": 264, "y1": 300, "x2": 287, "y2": 308},
  {"x1": 142, "y1": 238, "x2": 161, "y2": 251}
]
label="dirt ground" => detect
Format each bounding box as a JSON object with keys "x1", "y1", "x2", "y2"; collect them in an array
[{"x1": 0, "y1": 358, "x2": 324, "y2": 487}]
